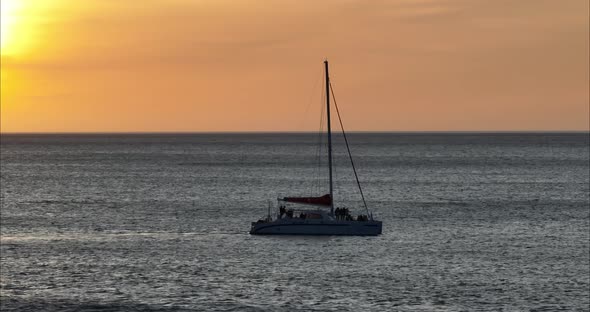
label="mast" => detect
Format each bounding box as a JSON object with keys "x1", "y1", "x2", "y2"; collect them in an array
[{"x1": 325, "y1": 60, "x2": 334, "y2": 215}]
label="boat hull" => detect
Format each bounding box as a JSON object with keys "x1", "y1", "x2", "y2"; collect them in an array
[{"x1": 250, "y1": 220, "x2": 382, "y2": 236}]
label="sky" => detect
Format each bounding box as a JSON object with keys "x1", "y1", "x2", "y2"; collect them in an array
[{"x1": 0, "y1": 0, "x2": 588, "y2": 132}]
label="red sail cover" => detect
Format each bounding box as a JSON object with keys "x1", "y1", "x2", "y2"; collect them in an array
[{"x1": 282, "y1": 194, "x2": 332, "y2": 206}]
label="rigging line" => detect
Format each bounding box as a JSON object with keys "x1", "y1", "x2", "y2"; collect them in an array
[
  {"x1": 329, "y1": 81, "x2": 370, "y2": 217},
  {"x1": 300, "y1": 67, "x2": 325, "y2": 131}
]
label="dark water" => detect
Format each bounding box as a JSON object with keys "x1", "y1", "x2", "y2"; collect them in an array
[{"x1": 1, "y1": 133, "x2": 589, "y2": 311}]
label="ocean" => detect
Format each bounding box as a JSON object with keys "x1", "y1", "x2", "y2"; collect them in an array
[{"x1": 1, "y1": 133, "x2": 589, "y2": 311}]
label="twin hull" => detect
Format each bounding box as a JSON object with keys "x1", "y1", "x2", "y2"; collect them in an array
[{"x1": 250, "y1": 220, "x2": 382, "y2": 236}]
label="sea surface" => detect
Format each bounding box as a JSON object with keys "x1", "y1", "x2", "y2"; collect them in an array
[{"x1": 1, "y1": 133, "x2": 589, "y2": 311}]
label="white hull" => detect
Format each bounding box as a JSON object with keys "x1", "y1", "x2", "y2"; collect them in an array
[{"x1": 250, "y1": 219, "x2": 382, "y2": 236}]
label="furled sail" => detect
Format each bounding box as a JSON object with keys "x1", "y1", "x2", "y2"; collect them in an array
[{"x1": 281, "y1": 194, "x2": 332, "y2": 206}]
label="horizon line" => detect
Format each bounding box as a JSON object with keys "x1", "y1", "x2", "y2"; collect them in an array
[{"x1": 1, "y1": 130, "x2": 589, "y2": 135}]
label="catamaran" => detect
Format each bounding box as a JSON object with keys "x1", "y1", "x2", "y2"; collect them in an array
[{"x1": 249, "y1": 60, "x2": 383, "y2": 236}]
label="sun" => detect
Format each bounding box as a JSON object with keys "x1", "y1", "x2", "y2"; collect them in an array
[{"x1": 1, "y1": 0, "x2": 25, "y2": 55}]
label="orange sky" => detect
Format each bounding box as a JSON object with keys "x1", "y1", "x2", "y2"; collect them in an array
[{"x1": 1, "y1": 0, "x2": 588, "y2": 132}]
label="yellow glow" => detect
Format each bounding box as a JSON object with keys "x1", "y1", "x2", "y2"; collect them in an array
[{"x1": 0, "y1": 0, "x2": 25, "y2": 55}]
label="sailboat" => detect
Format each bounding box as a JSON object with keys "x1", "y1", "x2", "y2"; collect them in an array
[{"x1": 249, "y1": 60, "x2": 383, "y2": 236}]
